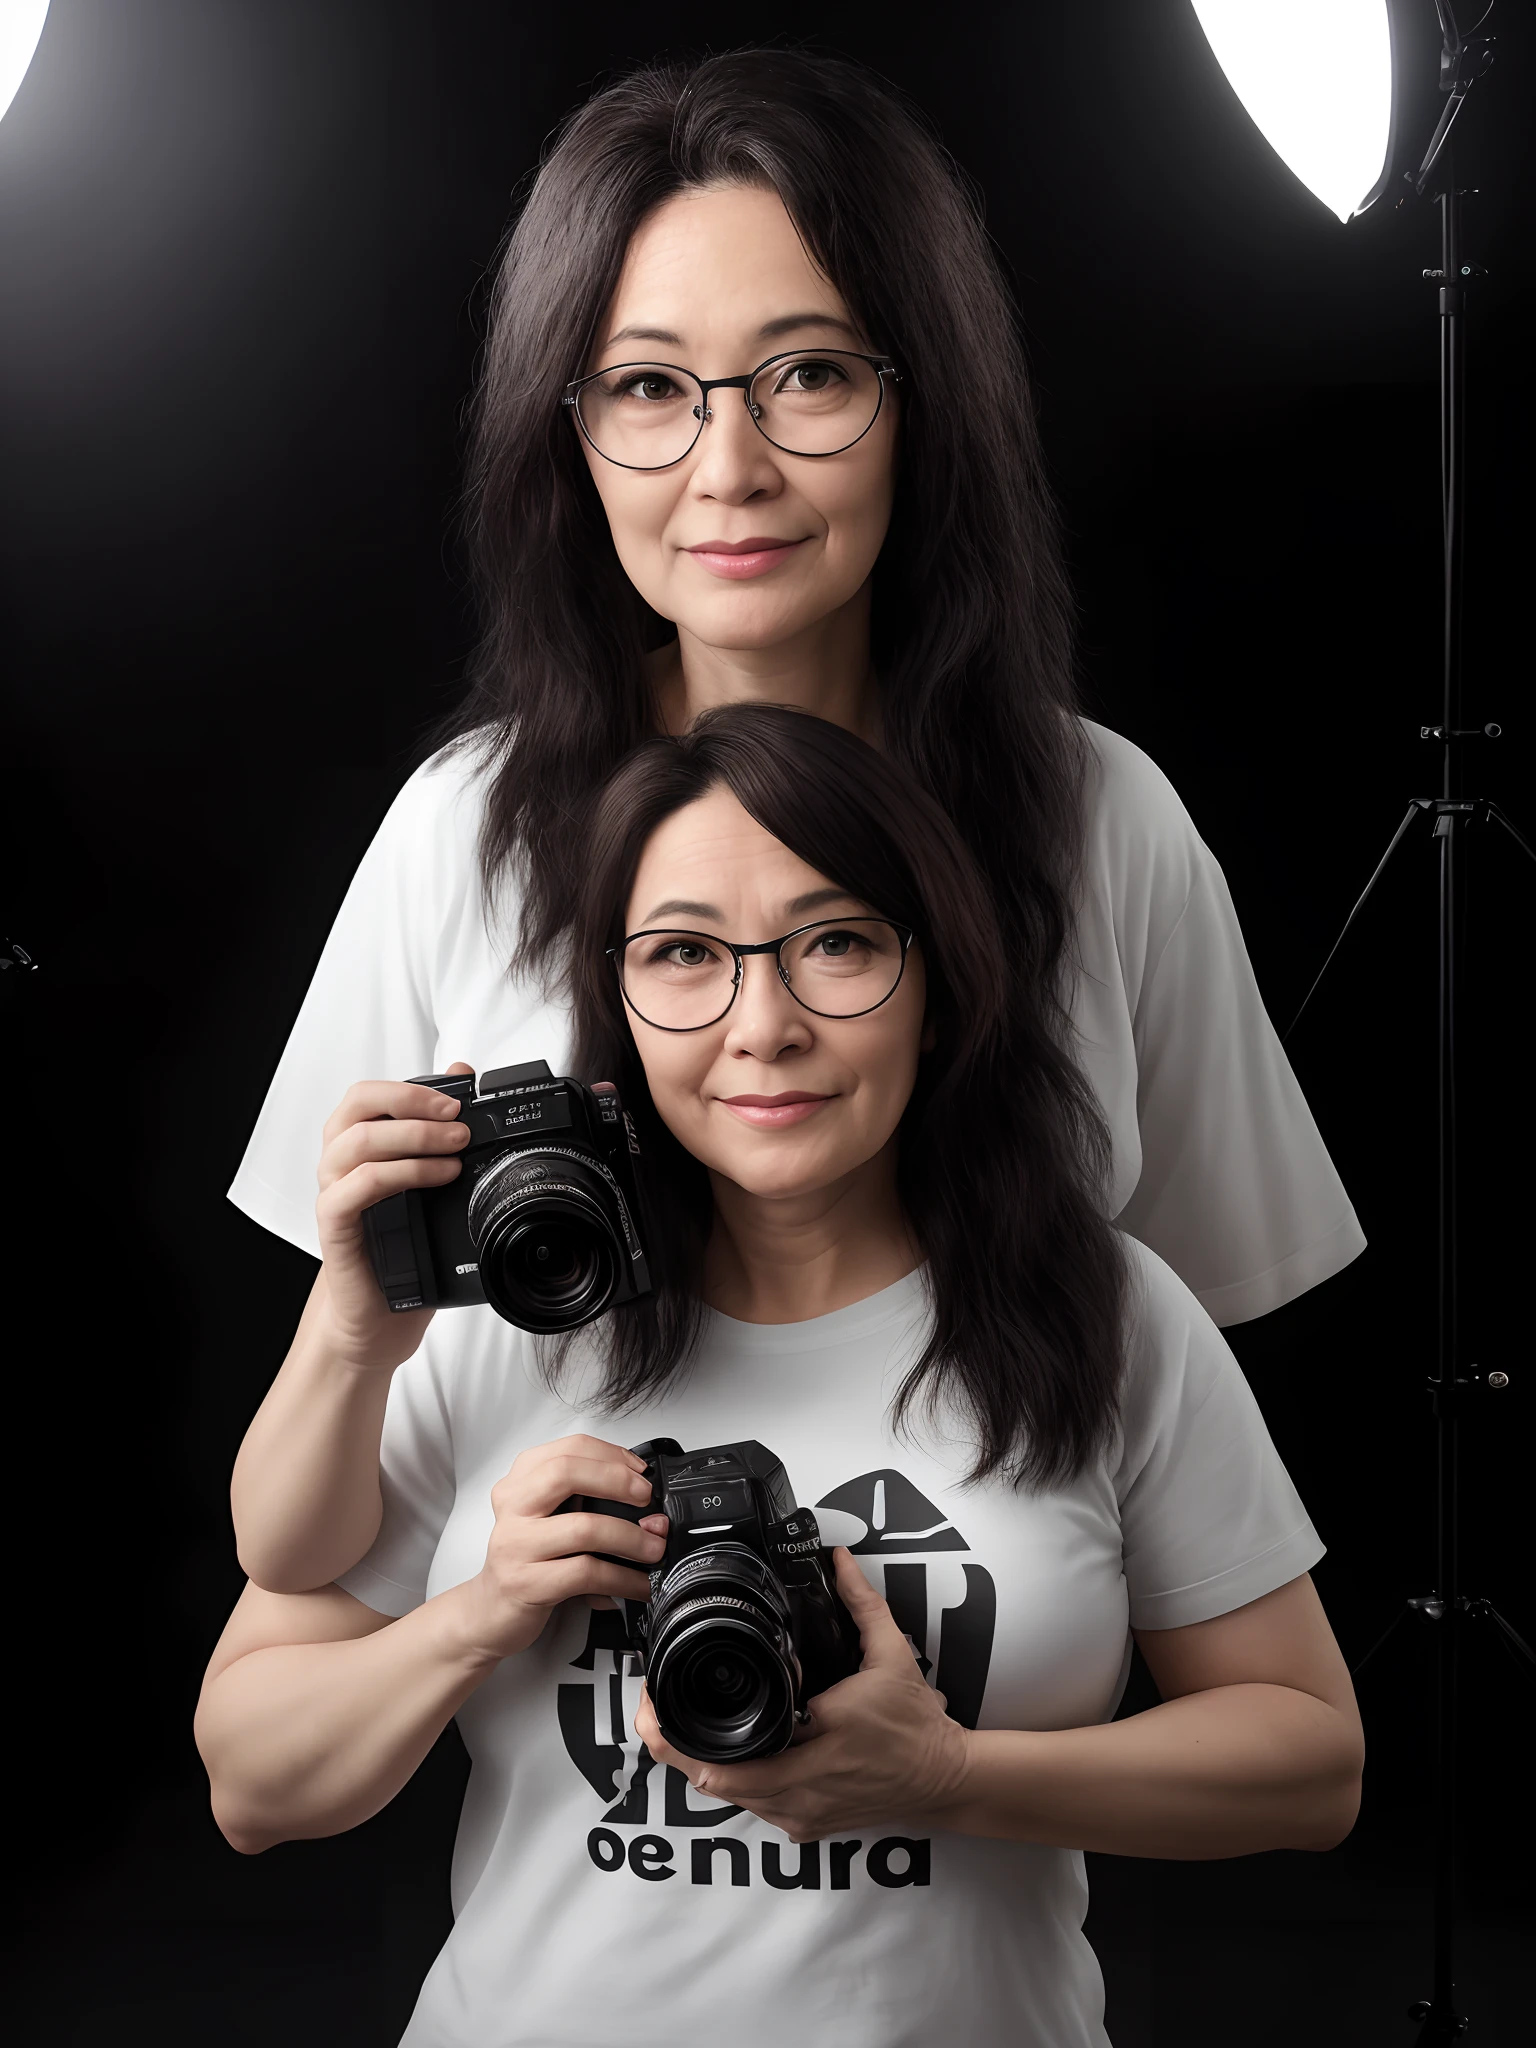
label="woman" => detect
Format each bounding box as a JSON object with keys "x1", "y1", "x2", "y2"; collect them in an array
[
  {"x1": 198, "y1": 706, "x2": 1364, "y2": 2048},
  {"x1": 229, "y1": 46, "x2": 1363, "y2": 1325}
]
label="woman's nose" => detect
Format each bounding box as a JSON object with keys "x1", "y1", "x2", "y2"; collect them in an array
[
  {"x1": 687, "y1": 391, "x2": 784, "y2": 501},
  {"x1": 723, "y1": 950, "x2": 813, "y2": 1058}
]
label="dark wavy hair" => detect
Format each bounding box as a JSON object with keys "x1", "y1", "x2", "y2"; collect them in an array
[
  {"x1": 432, "y1": 43, "x2": 1092, "y2": 1044},
  {"x1": 555, "y1": 704, "x2": 1129, "y2": 1493}
]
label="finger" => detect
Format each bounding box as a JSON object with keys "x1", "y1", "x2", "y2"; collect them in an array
[
  {"x1": 633, "y1": 1690, "x2": 666, "y2": 1756},
  {"x1": 316, "y1": 1155, "x2": 464, "y2": 1232},
  {"x1": 318, "y1": 1126, "x2": 471, "y2": 1199},
  {"x1": 327, "y1": 1116, "x2": 472, "y2": 1174},
  {"x1": 444, "y1": 1061, "x2": 475, "y2": 1076},
  {"x1": 516, "y1": 1510, "x2": 666, "y2": 1568},
  {"x1": 513, "y1": 1434, "x2": 651, "y2": 1475},
  {"x1": 514, "y1": 1555, "x2": 652, "y2": 1607},
  {"x1": 500, "y1": 1451, "x2": 654, "y2": 1519},
  {"x1": 831, "y1": 1547, "x2": 920, "y2": 1671},
  {"x1": 322, "y1": 1078, "x2": 468, "y2": 1145}
]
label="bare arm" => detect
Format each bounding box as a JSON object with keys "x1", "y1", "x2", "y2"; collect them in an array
[
  {"x1": 230, "y1": 1270, "x2": 392, "y2": 1590},
  {"x1": 641, "y1": 1566, "x2": 1365, "y2": 1856},
  {"x1": 194, "y1": 1579, "x2": 490, "y2": 1854},
  {"x1": 198, "y1": 1436, "x2": 666, "y2": 1854},
  {"x1": 230, "y1": 1070, "x2": 474, "y2": 1593},
  {"x1": 944, "y1": 1575, "x2": 1365, "y2": 1856}
]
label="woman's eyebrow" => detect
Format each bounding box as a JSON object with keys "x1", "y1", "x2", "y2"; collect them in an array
[
  {"x1": 602, "y1": 312, "x2": 861, "y2": 352},
  {"x1": 634, "y1": 886, "x2": 865, "y2": 927},
  {"x1": 637, "y1": 897, "x2": 723, "y2": 925},
  {"x1": 783, "y1": 886, "x2": 867, "y2": 916}
]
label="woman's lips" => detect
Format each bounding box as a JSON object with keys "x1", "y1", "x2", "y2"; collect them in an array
[
  {"x1": 685, "y1": 537, "x2": 806, "y2": 580},
  {"x1": 719, "y1": 1091, "x2": 834, "y2": 1128}
]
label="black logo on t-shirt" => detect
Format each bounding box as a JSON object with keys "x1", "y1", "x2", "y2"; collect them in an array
[
  {"x1": 815, "y1": 1469, "x2": 996, "y2": 1730},
  {"x1": 555, "y1": 1469, "x2": 993, "y2": 1889}
]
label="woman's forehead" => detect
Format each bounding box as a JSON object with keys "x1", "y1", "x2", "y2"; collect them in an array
[
  {"x1": 627, "y1": 788, "x2": 856, "y2": 928},
  {"x1": 597, "y1": 184, "x2": 854, "y2": 367}
]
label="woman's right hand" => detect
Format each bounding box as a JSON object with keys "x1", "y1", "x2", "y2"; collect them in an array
[
  {"x1": 455, "y1": 1437, "x2": 670, "y2": 1663},
  {"x1": 312, "y1": 1063, "x2": 477, "y2": 1371}
]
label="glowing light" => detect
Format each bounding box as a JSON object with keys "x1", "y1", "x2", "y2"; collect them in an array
[
  {"x1": 1191, "y1": 0, "x2": 1394, "y2": 222},
  {"x1": 0, "y1": 0, "x2": 49, "y2": 127}
]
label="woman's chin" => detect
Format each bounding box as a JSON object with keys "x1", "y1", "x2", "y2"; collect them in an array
[{"x1": 710, "y1": 1141, "x2": 871, "y2": 1205}]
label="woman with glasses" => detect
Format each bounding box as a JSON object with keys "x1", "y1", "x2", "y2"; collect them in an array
[
  {"x1": 198, "y1": 706, "x2": 1364, "y2": 2048},
  {"x1": 228, "y1": 45, "x2": 1363, "y2": 1333}
]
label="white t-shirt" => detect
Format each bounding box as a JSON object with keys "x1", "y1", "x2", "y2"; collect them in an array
[
  {"x1": 336, "y1": 1246, "x2": 1325, "y2": 2048},
  {"x1": 227, "y1": 719, "x2": 1363, "y2": 1325}
]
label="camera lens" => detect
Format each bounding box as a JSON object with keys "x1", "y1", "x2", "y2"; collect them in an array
[
  {"x1": 646, "y1": 1546, "x2": 798, "y2": 1763},
  {"x1": 505, "y1": 1223, "x2": 594, "y2": 1305},
  {"x1": 670, "y1": 1638, "x2": 774, "y2": 1731},
  {"x1": 467, "y1": 1150, "x2": 624, "y2": 1334}
]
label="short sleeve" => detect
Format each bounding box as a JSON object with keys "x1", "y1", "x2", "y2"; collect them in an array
[
  {"x1": 1113, "y1": 1247, "x2": 1326, "y2": 1632},
  {"x1": 227, "y1": 742, "x2": 498, "y2": 1259},
  {"x1": 1081, "y1": 723, "x2": 1366, "y2": 1325},
  {"x1": 335, "y1": 1341, "x2": 458, "y2": 1618}
]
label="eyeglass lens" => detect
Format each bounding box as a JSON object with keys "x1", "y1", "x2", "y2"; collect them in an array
[
  {"x1": 576, "y1": 352, "x2": 884, "y2": 467},
  {"x1": 621, "y1": 919, "x2": 906, "y2": 1029}
]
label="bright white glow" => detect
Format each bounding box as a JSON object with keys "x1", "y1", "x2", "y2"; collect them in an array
[
  {"x1": 0, "y1": 0, "x2": 49, "y2": 127},
  {"x1": 1191, "y1": 0, "x2": 1393, "y2": 222}
]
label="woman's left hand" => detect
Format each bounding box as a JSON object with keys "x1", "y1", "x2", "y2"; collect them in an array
[{"x1": 635, "y1": 1548, "x2": 972, "y2": 1844}]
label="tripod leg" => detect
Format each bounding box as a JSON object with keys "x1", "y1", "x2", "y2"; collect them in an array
[
  {"x1": 1483, "y1": 802, "x2": 1536, "y2": 867},
  {"x1": 1348, "y1": 1604, "x2": 1412, "y2": 1682},
  {"x1": 1283, "y1": 802, "x2": 1430, "y2": 1045},
  {"x1": 1468, "y1": 1600, "x2": 1536, "y2": 1683}
]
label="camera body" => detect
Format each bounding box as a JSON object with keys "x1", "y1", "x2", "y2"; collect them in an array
[
  {"x1": 564, "y1": 1438, "x2": 863, "y2": 1764},
  {"x1": 362, "y1": 1060, "x2": 652, "y2": 1335}
]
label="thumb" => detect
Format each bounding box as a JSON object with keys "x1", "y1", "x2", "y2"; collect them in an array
[
  {"x1": 832, "y1": 1546, "x2": 919, "y2": 1672},
  {"x1": 445, "y1": 1060, "x2": 474, "y2": 1076}
]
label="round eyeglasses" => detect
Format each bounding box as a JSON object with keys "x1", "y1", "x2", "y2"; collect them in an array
[
  {"x1": 612, "y1": 917, "x2": 916, "y2": 1033},
  {"x1": 563, "y1": 350, "x2": 901, "y2": 471}
]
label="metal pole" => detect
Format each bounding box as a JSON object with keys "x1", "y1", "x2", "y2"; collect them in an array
[
  {"x1": 1440, "y1": 173, "x2": 1466, "y2": 801},
  {"x1": 1425, "y1": 165, "x2": 1466, "y2": 2043}
]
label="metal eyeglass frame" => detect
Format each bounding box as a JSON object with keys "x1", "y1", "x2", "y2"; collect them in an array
[
  {"x1": 562, "y1": 349, "x2": 902, "y2": 471},
  {"x1": 610, "y1": 917, "x2": 917, "y2": 1032}
]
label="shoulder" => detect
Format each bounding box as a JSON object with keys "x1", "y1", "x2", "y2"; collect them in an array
[
  {"x1": 349, "y1": 731, "x2": 512, "y2": 939},
  {"x1": 1111, "y1": 1234, "x2": 1258, "y2": 1462},
  {"x1": 1078, "y1": 718, "x2": 1207, "y2": 865},
  {"x1": 1073, "y1": 719, "x2": 1214, "y2": 971},
  {"x1": 1116, "y1": 1235, "x2": 1226, "y2": 1404},
  {"x1": 374, "y1": 732, "x2": 500, "y2": 855}
]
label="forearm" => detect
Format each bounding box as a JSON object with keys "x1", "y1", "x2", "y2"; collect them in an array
[
  {"x1": 945, "y1": 1684, "x2": 1363, "y2": 1859},
  {"x1": 231, "y1": 1276, "x2": 393, "y2": 1591},
  {"x1": 195, "y1": 1582, "x2": 495, "y2": 1853}
]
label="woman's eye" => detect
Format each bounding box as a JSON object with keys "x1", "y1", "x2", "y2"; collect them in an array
[
  {"x1": 658, "y1": 942, "x2": 711, "y2": 967},
  {"x1": 810, "y1": 929, "x2": 863, "y2": 959},
  {"x1": 775, "y1": 358, "x2": 845, "y2": 395},
  {"x1": 616, "y1": 372, "x2": 680, "y2": 403}
]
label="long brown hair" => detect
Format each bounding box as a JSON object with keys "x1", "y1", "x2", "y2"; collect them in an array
[
  {"x1": 560, "y1": 704, "x2": 1129, "y2": 1493},
  {"x1": 431, "y1": 44, "x2": 1092, "y2": 1056}
]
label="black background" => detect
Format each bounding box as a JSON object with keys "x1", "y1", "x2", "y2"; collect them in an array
[{"x1": 2, "y1": 3, "x2": 1531, "y2": 2042}]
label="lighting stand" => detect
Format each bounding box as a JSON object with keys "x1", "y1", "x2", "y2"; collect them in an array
[{"x1": 1280, "y1": 8, "x2": 1534, "y2": 2040}]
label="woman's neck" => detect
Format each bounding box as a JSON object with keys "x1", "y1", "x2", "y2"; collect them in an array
[
  {"x1": 700, "y1": 1141, "x2": 920, "y2": 1325},
  {"x1": 648, "y1": 583, "x2": 881, "y2": 747}
]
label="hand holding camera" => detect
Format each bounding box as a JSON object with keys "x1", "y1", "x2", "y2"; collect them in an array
[
  {"x1": 558, "y1": 1438, "x2": 864, "y2": 1764},
  {"x1": 637, "y1": 1544, "x2": 974, "y2": 1847},
  {"x1": 312, "y1": 1063, "x2": 478, "y2": 1371},
  {"x1": 454, "y1": 1434, "x2": 673, "y2": 1665},
  {"x1": 359, "y1": 1060, "x2": 652, "y2": 1334}
]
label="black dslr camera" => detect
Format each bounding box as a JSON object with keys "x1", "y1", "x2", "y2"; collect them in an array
[
  {"x1": 562, "y1": 1438, "x2": 863, "y2": 1764},
  {"x1": 362, "y1": 1060, "x2": 652, "y2": 1335}
]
